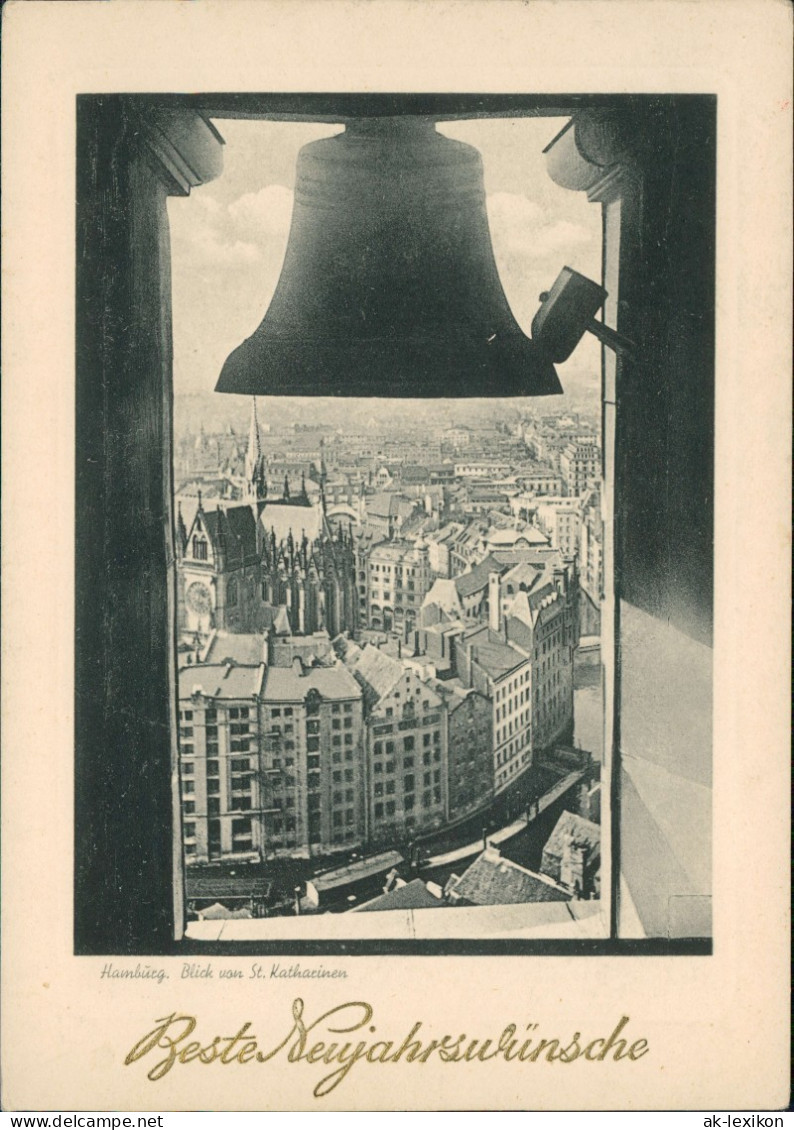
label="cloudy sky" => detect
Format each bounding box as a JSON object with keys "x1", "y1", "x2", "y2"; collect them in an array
[{"x1": 168, "y1": 116, "x2": 601, "y2": 421}]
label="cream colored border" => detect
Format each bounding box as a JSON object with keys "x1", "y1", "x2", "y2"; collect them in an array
[{"x1": 2, "y1": 0, "x2": 791, "y2": 1112}]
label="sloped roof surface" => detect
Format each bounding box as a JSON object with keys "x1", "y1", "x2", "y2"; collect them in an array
[
  {"x1": 543, "y1": 811, "x2": 601, "y2": 863},
  {"x1": 186, "y1": 873, "x2": 273, "y2": 899},
  {"x1": 179, "y1": 663, "x2": 263, "y2": 701},
  {"x1": 204, "y1": 633, "x2": 265, "y2": 666},
  {"x1": 262, "y1": 662, "x2": 362, "y2": 703},
  {"x1": 197, "y1": 505, "x2": 258, "y2": 566},
  {"x1": 352, "y1": 879, "x2": 442, "y2": 913},
  {"x1": 422, "y1": 579, "x2": 463, "y2": 614},
  {"x1": 449, "y1": 848, "x2": 570, "y2": 906},
  {"x1": 311, "y1": 851, "x2": 404, "y2": 892},
  {"x1": 351, "y1": 645, "x2": 404, "y2": 708},
  {"x1": 367, "y1": 492, "x2": 400, "y2": 518},
  {"x1": 462, "y1": 626, "x2": 529, "y2": 679},
  {"x1": 454, "y1": 553, "x2": 508, "y2": 598},
  {"x1": 260, "y1": 500, "x2": 324, "y2": 543},
  {"x1": 486, "y1": 526, "x2": 549, "y2": 547}
]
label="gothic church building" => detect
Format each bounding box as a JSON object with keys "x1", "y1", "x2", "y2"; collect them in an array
[{"x1": 176, "y1": 401, "x2": 357, "y2": 644}]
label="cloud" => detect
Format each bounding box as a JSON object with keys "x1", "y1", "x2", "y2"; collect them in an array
[
  {"x1": 486, "y1": 191, "x2": 592, "y2": 262},
  {"x1": 177, "y1": 183, "x2": 591, "y2": 277},
  {"x1": 170, "y1": 184, "x2": 295, "y2": 269},
  {"x1": 227, "y1": 185, "x2": 295, "y2": 240},
  {"x1": 184, "y1": 227, "x2": 261, "y2": 267}
]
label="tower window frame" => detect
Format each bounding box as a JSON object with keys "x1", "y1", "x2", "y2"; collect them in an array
[{"x1": 75, "y1": 91, "x2": 714, "y2": 956}]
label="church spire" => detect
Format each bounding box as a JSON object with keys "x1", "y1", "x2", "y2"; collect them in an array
[
  {"x1": 247, "y1": 397, "x2": 261, "y2": 463},
  {"x1": 244, "y1": 397, "x2": 264, "y2": 483},
  {"x1": 176, "y1": 503, "x2": 188, "y2": 553},
  {"x1": 245, "y1": 396, "x2": 268, "y2": 512},
  {"x1": 319, "y1": 437, "x2": 328, "y2": 517}
]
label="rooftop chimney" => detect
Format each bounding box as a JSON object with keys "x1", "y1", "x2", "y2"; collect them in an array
[{"x1": 488, "y1": 571, "x2": 502, "y2": 634}]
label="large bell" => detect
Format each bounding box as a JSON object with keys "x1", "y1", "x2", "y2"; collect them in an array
[{"x1": 216, "y1": 118, "x2": 562, "y2": 398}]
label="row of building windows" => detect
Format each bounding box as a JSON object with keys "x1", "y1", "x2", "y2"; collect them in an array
[
  {"x1": 496, "y1": 709, "x2": 530, "y2": 746},
  {"x1": 374, "y1": 732, "x2": 440, "y2": 755},
  {"x1": 370, "y1": 563, "x2": 419, "y2": 576},
  {"x1": 495, "y1": 689, "x2": 530, "y2": 721},
  {"x1": 495, "y1": 750, "x2": 531, "y2": 787},
  {"x1": 495, "y1": 671, "x2": 529, "y2": 701},
  {"x1": 496, "y1": 731, "x2": 530, "y2": 766},
  {"x1": 331, "y1": 809, "x2": 356, "y2": 827}
]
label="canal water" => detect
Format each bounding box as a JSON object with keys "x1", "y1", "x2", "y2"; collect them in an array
[{"x1": 574, "y1": 667, "x2": 604, "y2": 761}]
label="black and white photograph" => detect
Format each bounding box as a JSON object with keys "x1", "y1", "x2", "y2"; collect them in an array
[
  {"x1": 2, "y1": 0, "x2": 790, "y2": 1113},
  {"x1": 73, "y1": 93, "x2": 715, "y2": 950}
]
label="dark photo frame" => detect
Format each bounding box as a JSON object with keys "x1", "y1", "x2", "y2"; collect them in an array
[{"x1": 74, "y1": 92, "x2": 715, "y2": 957}]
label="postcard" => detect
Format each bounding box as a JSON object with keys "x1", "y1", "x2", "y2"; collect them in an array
[{"x1": 1, "y1": 0, "x2": 791, "y2": 1113}]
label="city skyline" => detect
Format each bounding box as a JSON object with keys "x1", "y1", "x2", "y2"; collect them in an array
[
  {"x1": 173, "y1": 385, "x2": 604, "y2": 920},
  {"x1": 173, "y1": 391, "x2": 601, "y2": 442}
]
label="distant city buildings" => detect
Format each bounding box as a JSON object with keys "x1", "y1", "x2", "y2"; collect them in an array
[
  {"x1": 355, "y1": 536, "x2": 434, "y2": 636},
  {"x1": 559, "y1": 442, "x2": 600, "y2": 498},
  {"x1": 174, "y1": 398, "x2": 603, "y2": 877},
  {"x1": 533, "y1": 497, "x2": 583, "y2": 557}
]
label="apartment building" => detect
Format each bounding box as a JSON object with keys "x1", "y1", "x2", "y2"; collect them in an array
[
  {"x1": 360, "y1": 538, "x2": 434, "y2": 634},
  {"x1": 559, "y1": 442, "x2": 600, "y2": 497},
  {"x1": 534, "y1": 497, "x2": 583, "y2": 558},
  {"x1": 178, "y1": 663, "x2": 266, "y2": 863},
  {"x1": 350, "y1": 646, "x2": 448, "y2": 844},
  {"x1": 434, "y1": 681, "x2": 493, "y2": 820},
  {"x1": 259, "y1": 660, "x2": 365, "y2": 856},
  {"x1": 454, "y1": 626, "x2": 534, "y2": 794}
]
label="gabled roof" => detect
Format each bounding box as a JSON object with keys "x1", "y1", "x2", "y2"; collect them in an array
[
  {"x1": 260, "y1": 500, "x2": 324, "y2": 543},
  {"x1": 429, "y1": 676, "x2": 486, "y2": 712},
  {"x1": 428, "y1": 522, "x2": 463, "y2": 545},
  {"x1": 454, "y1": 553, "x2": 509, "y2": 598},
  {"x1": 332, "y1": 634, "x2": 363, "y2": 665},
  {"x1": 222, "y1": 504, "x2": 257, "y2": 547},
  {"x1": 451, "y1": 524, "x2": 484, "y2": 548},
  {"x1": 542, "y1": 811, "x2": 601, "y2": 864},
  {"x1": 269, "y1": 631, "x2": 334, "y2": 668},
  {"x1": 351, "y1": 645, "x2": 404, "y2": 709},
  {"x1": 486, "y1": 526, "x2": 549, "y2": 548},
  {"x1": 447, "y1": 846, "x2": 570, "y2": 906},
  {"x1": 261, "y1": 661, "x2": 361, "y2": 703},
  {"x1": 398, "y1": 515, "x2": 428, "y2": 539},
  {"x1": 351, "y1": 878, "x2": 442, "y2": 913},
  {"x1": 203, "y1": 632, "x2": 265, "y2": 666},
  {"x1": 195, "y1": 505, "x2": 259, "y2": 566},
  {"x1": 179, "y1": 663, "x2": 264, "y2": 701},
  {"x1": 527, "y1": 584, "x2": 560, "y2": 618},
  {"x1": 367, "y1": 492, "x2": 401, "y2": 518},
  {"x1": 505, "y1": 591, "x2": 534, "y2": 629},
  {"x1": 461, "y1": 625, "x2": 530, "y2": 679},
  {"x1": 490, "y1": 546, "x2": 565, "y2": 569},
  {"x1": 501, "y1": 560, "x2": 546, "y2": 592},
  {"x1": 422, "y1": 578, "x2": 464, "y2": 617}
]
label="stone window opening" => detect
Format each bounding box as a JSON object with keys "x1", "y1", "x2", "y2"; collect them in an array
[{"x1": 75, "y1": 93, "x2": 713, "y2": 954}]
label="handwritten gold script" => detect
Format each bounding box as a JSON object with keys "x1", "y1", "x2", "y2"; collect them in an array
[{"x1": 124, "y1": 998, "x2": 650, "y2": 1098}]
